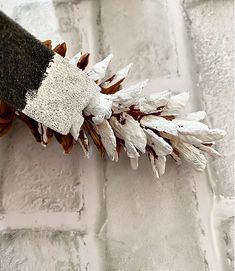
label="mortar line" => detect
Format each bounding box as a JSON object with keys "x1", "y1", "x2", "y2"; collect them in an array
[{"x1": 0, "y1": 212, "x2": 86, "y2": 231}]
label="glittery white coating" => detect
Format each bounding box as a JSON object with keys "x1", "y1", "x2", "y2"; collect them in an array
[{"x1": 23, "y1": 54, "x2": 100, "y2": 137}]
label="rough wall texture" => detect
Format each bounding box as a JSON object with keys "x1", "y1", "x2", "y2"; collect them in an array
[
  {"x1": 183, "y1": 0, "x2": 234, "y2": 198},
  {"x1": 0, "y1": 0, "x2": 233, "y2": 271}
]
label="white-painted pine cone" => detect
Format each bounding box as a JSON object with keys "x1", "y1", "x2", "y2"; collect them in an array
[{"x1": 0, "y1": 42, "x2": 226, "y2": 179}]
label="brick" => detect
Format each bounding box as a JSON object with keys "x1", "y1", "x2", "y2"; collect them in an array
[
  {"x1": 105, "y1": 155, "x2": 207, "y2": 270},
  {"x1": 0, "y1": 121, "x2": 83, "y2": 212},
  {"x1": 99, "y1": 0, "x2": 179, "y2": 82},
  {"x1": 0, "y1": 95, "x2": 104, "y2": 216},
  {"x1": 0, "y1": 1, "x2": 103, "y2": 214},
  {"x1": 183, "y1": 0, "x2": 234, "y2": 197},
  {"x1": 0, "y1": 2, "x2": 106, "y2": 269},
  {"x1": 1, "y1": 0, "x2": 101, "y2": 59},
  {"x1": 0, "y1": 229, "x2": 87, "y2": 271},
  {"x1": 0, "y1": 0, "x2": 233, "y2": 270},
  {"x1": 0, "y1": 1, "x2": 62, "y2": 44},
  {"x1": 98, "y1": 1, "x2": 211, "y2": 269}
]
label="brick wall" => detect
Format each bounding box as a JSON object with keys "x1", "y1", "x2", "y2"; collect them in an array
[{"x1": 0, "y1": 0, "x2": 233, "y2": 270}]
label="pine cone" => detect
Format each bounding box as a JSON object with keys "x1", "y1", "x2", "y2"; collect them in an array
[{"x1": 0, "y1": 40, "x2": 226, "y2": 178}]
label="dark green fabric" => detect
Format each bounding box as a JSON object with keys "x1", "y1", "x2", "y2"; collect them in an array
[{"x1": 0, "y1": 11, "x2": 54, "y2": 110}]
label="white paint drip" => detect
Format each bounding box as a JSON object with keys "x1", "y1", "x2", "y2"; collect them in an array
[{"x1": 130, "y1": 157, "x2": 139, "y2": 170}]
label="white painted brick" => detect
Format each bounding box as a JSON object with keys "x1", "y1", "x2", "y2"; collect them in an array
[
  {"x1": 0, "y1": 0, "x2": 233, "y2": 270},
  {"x1": 0, "y1": 103, "x2": 105, "y2": 268},
  {"x1": 0, "y1": 122, "x2": 83, "y2": 212},
  {"x1": 0, "y1": 0, "x2": 104, "y2": 214},
  {"x1": 98, "y1": 1, "x2": 215, "y2": 269},
  {"x1": 0, "y1": 1, "x2": 106, "y2": 270},
  {"x1": 104, "y1": 155, "x2": 207, "y2": 271},
  {"x1": 183, "y1": 2, "x2": 234, "y2": 271},
  {"x1": 1, "y1": 0, "x2": 101, "y2": 60},
  {"x1": 183, "y1": 0, "x2": 234, "y2": 198},
  {"x1": 0, "y1": 229, "x2": 88, "y2": 271},
  {"x1": 99, "y1": 0, "x2": 179, "y2": 82}
]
